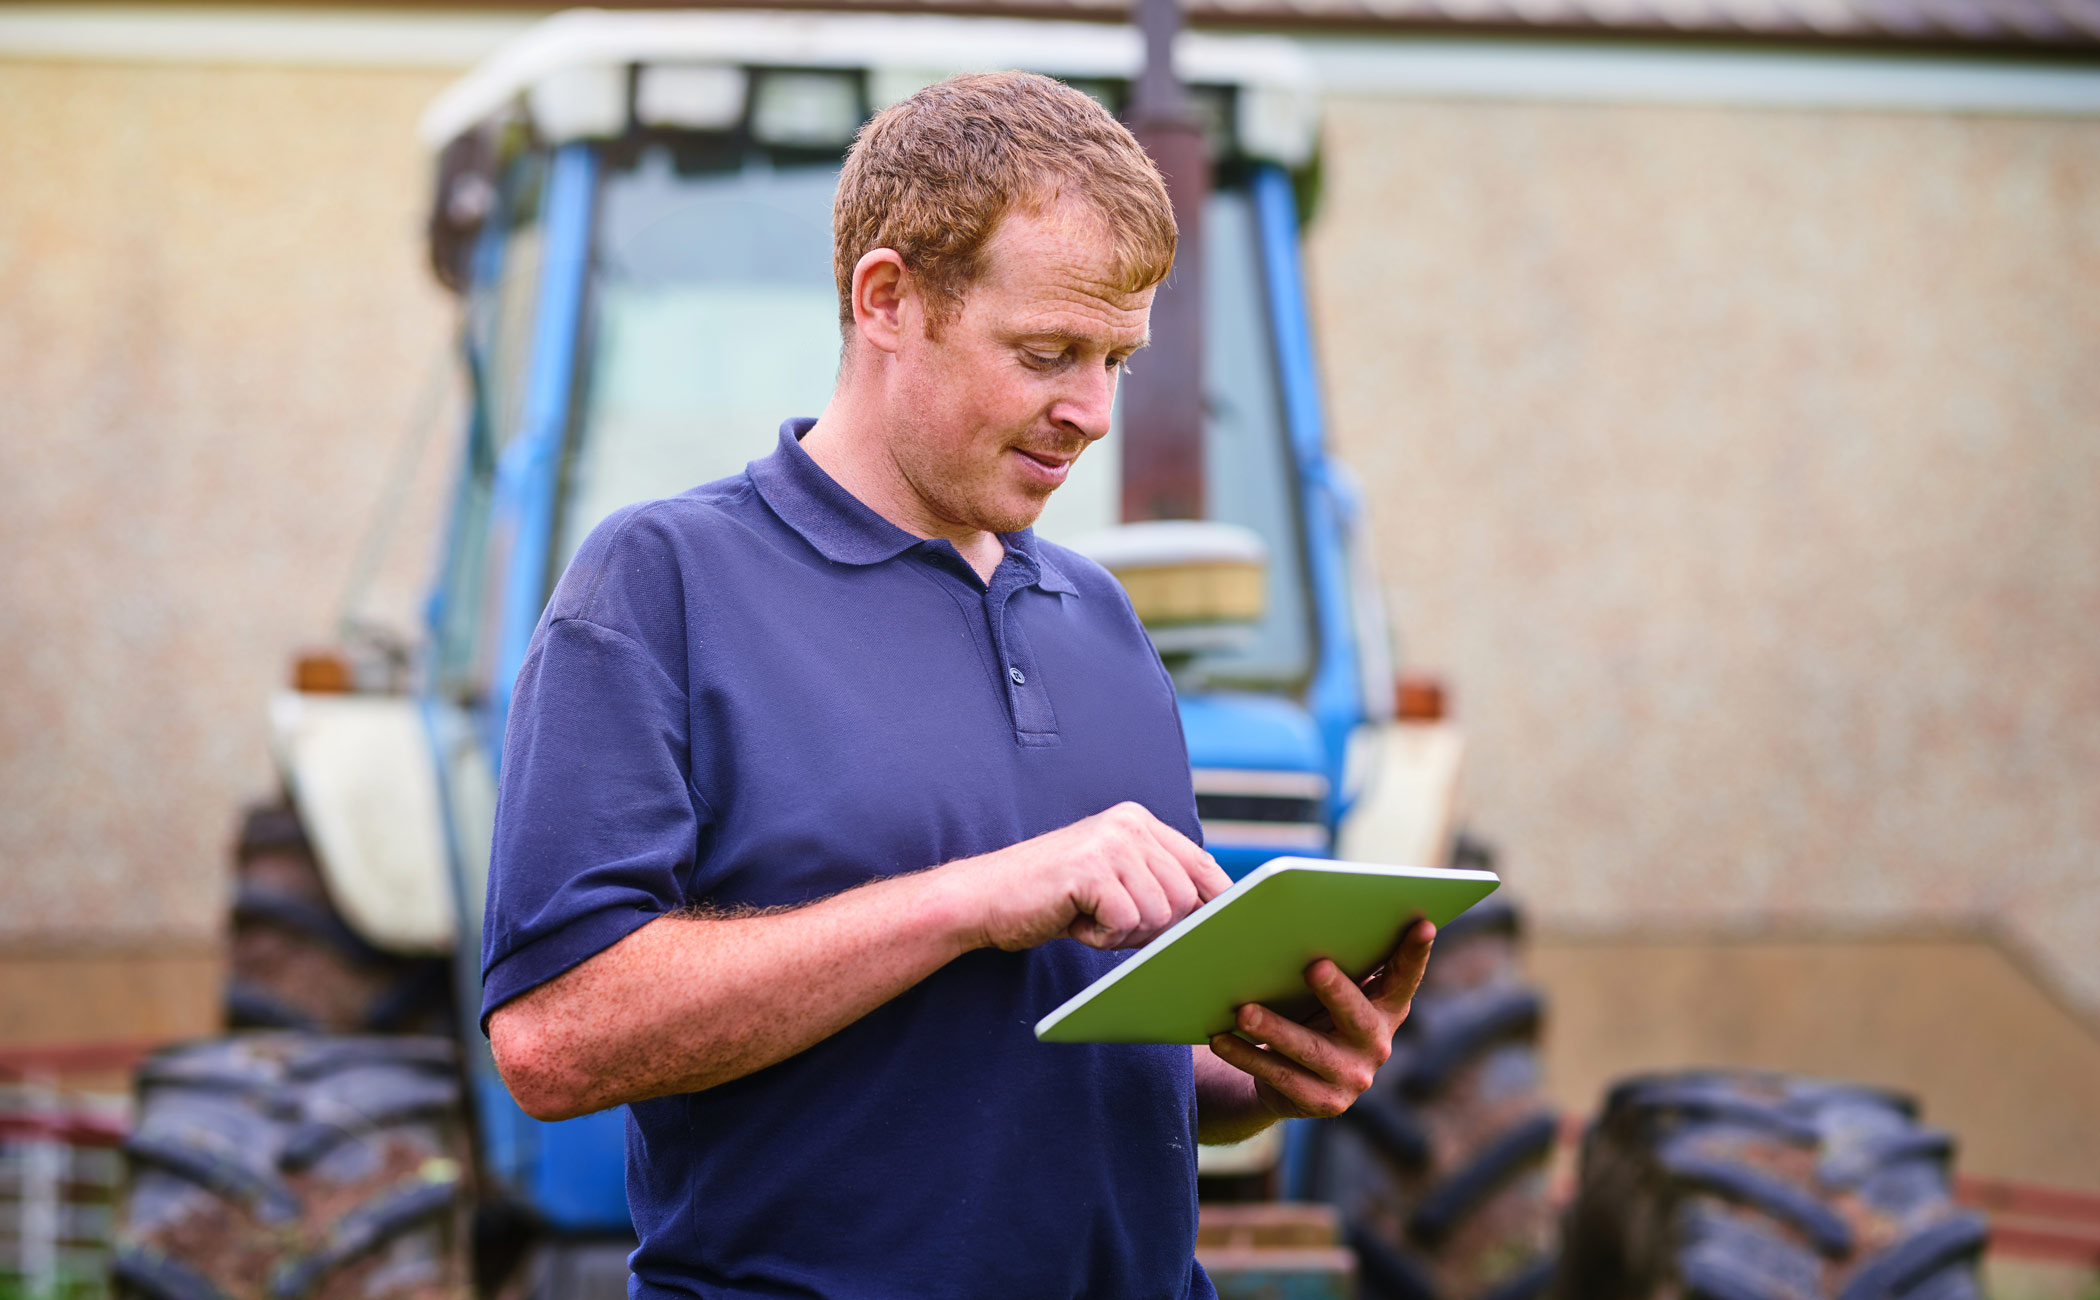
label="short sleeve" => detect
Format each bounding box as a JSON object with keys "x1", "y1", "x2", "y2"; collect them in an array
[{"x1": 479, "y1": 518, "x2": 705, "y2": 1026}]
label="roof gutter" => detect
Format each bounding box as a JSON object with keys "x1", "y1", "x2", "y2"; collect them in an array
[{"x1": 5, "y1": 8, "x2": 2098, "y2": 113}]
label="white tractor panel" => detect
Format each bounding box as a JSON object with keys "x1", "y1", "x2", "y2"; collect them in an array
[
  {"x1": 269, "y1": 692, "x2": 458, "y2": 955},
  {"x1": 1337, "y1": 722, "x2": 1465, "y2": 873}
]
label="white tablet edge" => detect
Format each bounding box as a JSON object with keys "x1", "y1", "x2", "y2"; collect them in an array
[{"x1": 1031, "y1": 856, "x2": 1501, "y2": 1040}]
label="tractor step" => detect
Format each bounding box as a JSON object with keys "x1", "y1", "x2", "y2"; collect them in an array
[{"x1": 1198, "y1": 1203, "x2": 1356, "y2": 1300}]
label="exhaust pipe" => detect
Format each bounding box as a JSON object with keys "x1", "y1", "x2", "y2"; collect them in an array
[{"x1": 1121, "y1": 0, "x2": 1207, "y2": 524}]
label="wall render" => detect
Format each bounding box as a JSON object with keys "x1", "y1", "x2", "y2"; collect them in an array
[
  {"x1": 0, "y1": 60, "x2": 459, "y2": 953},
  {"x1": 1305, "y1": 96, "x2": 2100, "y2": 1020}
]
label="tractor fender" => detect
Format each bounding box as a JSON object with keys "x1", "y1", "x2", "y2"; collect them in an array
[
  {"x1": 1337, "y1": 721, "x2": 1465, "y2": 871},
  {"x1": 268, "y1": 691, "x2": 456, "y2": 955}
]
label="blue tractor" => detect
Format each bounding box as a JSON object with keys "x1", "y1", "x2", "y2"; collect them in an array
[{"x1": 112, "y1": 12, "x2": 1493, "y2": 1300}]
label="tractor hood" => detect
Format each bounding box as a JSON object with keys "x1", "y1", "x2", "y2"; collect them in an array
[{"x1": 1179, "y1": 690, "x2": 1330, "y2": 879}]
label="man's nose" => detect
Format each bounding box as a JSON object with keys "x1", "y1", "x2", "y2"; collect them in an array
[{"x1": 1053, "y1": 366, "x2": 1117, "y2": 443}]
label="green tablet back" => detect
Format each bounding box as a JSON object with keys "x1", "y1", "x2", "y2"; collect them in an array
[{"x1": 1034, "y1": 858, "x2": 1500, "y2": 1044}]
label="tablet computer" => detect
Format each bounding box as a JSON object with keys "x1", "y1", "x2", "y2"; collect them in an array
[{"x1": 1033, "y1": 856, "x2": 1500, "y2": 1044}]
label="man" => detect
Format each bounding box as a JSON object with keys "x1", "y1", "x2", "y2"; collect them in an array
[{"x1": 483, "y1": 71, "x2": 1433, "y2": 1297}]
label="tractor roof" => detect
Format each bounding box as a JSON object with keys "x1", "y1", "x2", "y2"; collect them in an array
[{"x1": 419, "y1": 7, "x2": 1318, "y2": 167}]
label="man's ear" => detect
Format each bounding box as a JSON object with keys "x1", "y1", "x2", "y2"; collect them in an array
[{"x1": 851, "y1": 248, "x2": 912, "y2": 356}]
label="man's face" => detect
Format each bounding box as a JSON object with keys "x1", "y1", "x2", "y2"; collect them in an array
[{"x1": 883, "y1": 200, "x2": 1155, "y2": 536}]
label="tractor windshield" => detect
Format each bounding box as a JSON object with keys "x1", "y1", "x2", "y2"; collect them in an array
[{"x1": 556, "y1": 144, "x2": 1313, "y2": 692}]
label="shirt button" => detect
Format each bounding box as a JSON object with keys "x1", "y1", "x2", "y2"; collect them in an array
[{"x1": 1009, "y1": 666, "x2": 1027, "y2": 686}]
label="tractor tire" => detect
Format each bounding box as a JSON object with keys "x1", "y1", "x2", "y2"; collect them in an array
[
  {"x1": 227, "y1": 803, "x2": 452, "y2": 1036},
  {"x1": 1307, "y1": 835, "x2": 1559, "y2": 1300},
  {"x1": 113, "y1": 1033, "x2": 472, "y2": 1300},
  {"x1": 1555, "y1": 1070, "x2": 1989, "y2": 1300}
]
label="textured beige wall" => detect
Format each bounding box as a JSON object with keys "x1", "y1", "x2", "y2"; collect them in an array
[
  {"x1": 1306, "y1": 99, "x2": 2100, "y2": 1019},
  {"x1": 0, "y1": 60, "x2": 459, "y2": 952}
]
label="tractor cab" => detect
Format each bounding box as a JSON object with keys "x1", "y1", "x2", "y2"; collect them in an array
[{"x1": 414, "y1": 8, "x2": 1393, "y2": 1236}]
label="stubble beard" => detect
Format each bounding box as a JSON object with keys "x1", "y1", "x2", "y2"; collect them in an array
[
  {"x1": 904, "y1": 450, "x2": 1051, "y2": 537},
  {"x1": 889, "y1": 415, "x2": 1059, "y2": 537}
]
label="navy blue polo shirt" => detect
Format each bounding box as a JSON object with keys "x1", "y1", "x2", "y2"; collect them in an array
[{"x1": 483, "y1": 420, "x2": 1214, "y2": 1299}]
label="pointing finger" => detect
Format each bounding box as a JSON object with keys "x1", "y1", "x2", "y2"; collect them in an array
[
  {"x1": 1117, "y1": 857, "x2": 1175, "y2": 942},
  {"x1": 1139, "y1": 836, "x2": 1203, "y2": 925},
  {"x1": 1147, "y1": 818, "x2": 1231, "y2": 903}
]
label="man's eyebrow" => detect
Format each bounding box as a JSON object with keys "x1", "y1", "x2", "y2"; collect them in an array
[{"x1": 1016, "y1": 328, "x2": 1150, "y2": 351}]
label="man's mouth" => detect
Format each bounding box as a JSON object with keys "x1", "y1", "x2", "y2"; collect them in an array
[
  {"x1": 1016, "y1": 448, "x2": 1073, "y2": 471},
  {"x1": 1010, "y1": 445, "x2": 1083, "y2": 488}
]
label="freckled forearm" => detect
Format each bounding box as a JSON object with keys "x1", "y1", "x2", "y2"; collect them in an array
[{"x1": 495, "y1": 867, "x2": 982, "y2": 1117}]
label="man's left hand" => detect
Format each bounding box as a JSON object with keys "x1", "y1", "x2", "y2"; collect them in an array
[{"x1": 1206, "y1": 917, "x2": 1436, "y2": 1119}]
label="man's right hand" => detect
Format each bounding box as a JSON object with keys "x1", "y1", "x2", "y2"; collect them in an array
[
  {"x1": 491, "y1": 801, "x2": 1227, "y2": 1117},
  {"x1": 949, "y1": 802, "x2": 1231, "y2": 952}
]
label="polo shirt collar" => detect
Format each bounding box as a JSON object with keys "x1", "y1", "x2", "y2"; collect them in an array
[
  {"x1": 1009, "y1": 531, "x2": 1079, "y2": 597},
  {"x1": 750, "y1": 419, "x2": 917, "y2": 567},
  {"x1": 750, "y1": 419, "x2": 1077, "y2": 596}
]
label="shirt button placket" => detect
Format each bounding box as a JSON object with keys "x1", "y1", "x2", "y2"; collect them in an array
[{"x1": 986, "y1": 559, "x2": 1058, "y2": 741}]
